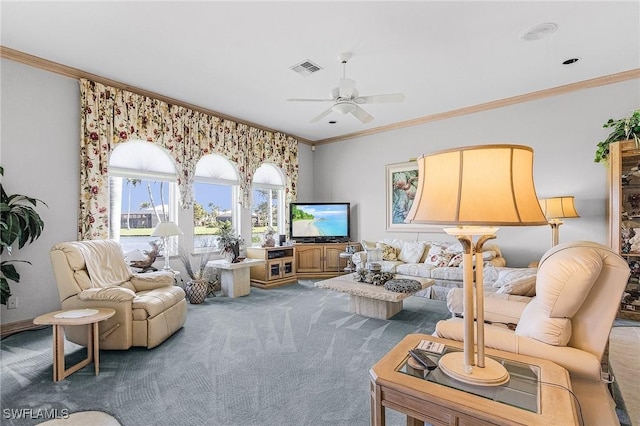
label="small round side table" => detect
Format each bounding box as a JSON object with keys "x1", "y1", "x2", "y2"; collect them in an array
[
  {"x1": 33, "y1": 308, "x2": 115, "y2": 382},
  {"x1": 339, "y1": 251, "x2": 354, "y2": 274}
]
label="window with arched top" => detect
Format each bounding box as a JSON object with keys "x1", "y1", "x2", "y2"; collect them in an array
[
  {"x1": 193, "y1": 154, "x2": 241, "y2": 251},
  {"x1": 108, "y1": 140, "x2": 179, "y2": 254},
  {"x1": 251, "y1": 163, "x2": 286, "y2": 245}
]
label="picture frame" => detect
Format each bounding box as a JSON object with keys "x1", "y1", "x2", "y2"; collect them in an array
[{"x1": 385, "y1": 161, "x2": 443, "y2": 233}]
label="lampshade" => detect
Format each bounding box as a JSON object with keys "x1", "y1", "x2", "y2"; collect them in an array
[
  {"x1": 151, "y1": 221, "x2": 183, "y2": 237},
  {"x1": 405, "y1": 144, "x2": 548, "y2": 226},
  {"x1": 539, "y1": 196, "x2": 580, "y2": 220}
]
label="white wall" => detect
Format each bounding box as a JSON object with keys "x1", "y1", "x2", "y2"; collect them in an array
[
  {"x1": 1, "y1": 59, "x2": 80, "y2": 323},
  {"x1": 312, "y1": 79, "x2": 640, "y2": 267}
]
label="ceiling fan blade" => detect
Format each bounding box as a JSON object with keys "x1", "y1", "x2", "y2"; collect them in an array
[
  {"x1": 351, "y1": 105, "x2": 374, "y2": 124},
  {"x1": 338, "y1": 78, "x2": 356, "y2": 98},
  {"x1": 287, "y1": 98, "x2": 334, "y2": 102},
  {"x1": 310, "y1": 107, "x2": 333, "y2": 123},
  {"x1": 355, "y1": 93, "x2": 405, "y2": 104}
]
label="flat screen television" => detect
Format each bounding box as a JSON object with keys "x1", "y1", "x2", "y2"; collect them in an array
[{"x1": 289, "y1": 202, "x2": 350, "y2": 243}]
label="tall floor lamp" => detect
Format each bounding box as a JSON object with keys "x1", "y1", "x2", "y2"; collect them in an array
[
  {"x1": 539, "y1": 196, "x2": 580, "y2": 246},
  {"x1": 405, "y1": 144, "x2": 547, "y2": 386},
  {"x1": 151, "y1": 221, "x2": 183, "y2": 271}
]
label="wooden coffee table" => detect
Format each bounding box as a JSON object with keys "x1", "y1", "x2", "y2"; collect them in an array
[
  {"x1": 33, "y1": 308, "x2": 115, "y2": 382},
  {"x1": 314, "y1": 275, "x2": 434, "y2": 319},
  {"x1": 370, "y1": 334, "x2": 578, "y2": 425}
]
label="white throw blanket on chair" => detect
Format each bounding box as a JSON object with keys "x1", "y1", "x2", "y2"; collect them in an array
[{"x1": 73, "y1": 240, "x2": 132, "y2": 288}]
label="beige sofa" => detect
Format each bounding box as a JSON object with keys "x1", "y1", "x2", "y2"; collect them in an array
[
  {"x1": 351, "y1": 238, "x2": 507, "y2": 300},
  {"x1": 446, "y1": 266, "x2": 538, "y2": 324},
  {"x1": 435, "y1": 241, "x2": 630, "y2": 426},
  {"x1": 50, "y1": 240, "x2": 187, "y2": 349}
]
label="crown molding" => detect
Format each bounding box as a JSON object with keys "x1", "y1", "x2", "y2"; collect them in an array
[
  {"x1": 3, "y1": 46, "x2": 638, "y2": 147},
  {"x1": 314, "y1": 68, "x2": 640, "y2": 145},
  {"x1": 0, "y1": 46, "x2": 314, "y2": 145}
]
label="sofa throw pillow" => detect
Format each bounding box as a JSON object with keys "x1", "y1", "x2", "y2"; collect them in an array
[
  {"x1": 424, "y1": 244, "x2": 453, "y2": 267},
  {"x1": 398, "y1": 241, "x2": 427, "y2": 264},
  {"x1": 360, "y1": 240, "x2": 377, "y2": 251},
  {"x1": 493, "y1": 268, "x2": 538, "y2": 288},
  {"x1": 496, "y1": 275, "x2": 537, "y2": 297},
  {"x1": 448, "y1": 253, "x2": 464, "y2": 267},
  {"x1": 449, "y1": 251, "x2": 498, "y2": 268},
  {"x1": 376, "y1": 243, "x2": 398, "y2": 261}
]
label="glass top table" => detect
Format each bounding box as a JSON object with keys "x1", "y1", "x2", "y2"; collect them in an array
[
  {"x1": 397, "y1": 345, "x2": 540, "y2": 412},
  {"x1": 370, "y1": 334, "x2": 577, "y2": 426}
]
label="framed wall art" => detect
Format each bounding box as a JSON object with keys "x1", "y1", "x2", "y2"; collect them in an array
[{"x1": 385, "y1": 161, "x2": 443, "y2": 233}]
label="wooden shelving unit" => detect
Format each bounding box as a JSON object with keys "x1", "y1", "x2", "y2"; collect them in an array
[
  {"x1": 246, "y1": 246, "x2": 297, "y2": 289},
  {"x1": 295, "y1": 242, "x2": 360, "y2": 280},
  {"x1": 608, "y1": 140, "x2": 640, "y2": 320}
]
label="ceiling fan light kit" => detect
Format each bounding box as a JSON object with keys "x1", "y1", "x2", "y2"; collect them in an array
[
  {"x1": 288, "y1": 52, "x2": 405, "y2": 124},
  {"x1": 333, "y1": 101, "x2": 356, "y2": 114}
]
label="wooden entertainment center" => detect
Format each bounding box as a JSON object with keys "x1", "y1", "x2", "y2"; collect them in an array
[{"x1": 246, "y1": 242, "x2": 360, "y2": 289}]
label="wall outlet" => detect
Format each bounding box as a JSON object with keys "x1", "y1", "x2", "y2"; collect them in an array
[{"x1": 7, "y1": 295, "x2": 18, "y2": 309}]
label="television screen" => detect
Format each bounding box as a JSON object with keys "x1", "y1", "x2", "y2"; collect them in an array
[{"x1": 290, "y1": 202, "x2": 350, "y2": 242}]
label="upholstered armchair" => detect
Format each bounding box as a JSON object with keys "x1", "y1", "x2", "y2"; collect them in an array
[
  {"x1": 435, "y1": 241, "x2": 630, "y2": 426},
  {"x1": 50, "y1": 240, "x2": 187, "y2": 350}
]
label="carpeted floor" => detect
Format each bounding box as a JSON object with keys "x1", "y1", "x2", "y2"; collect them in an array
[
  {"x1": 1, "y1": 280, "x2": 635, "y2": 426},
  {"x1": 1, "y1": 281, "x2": 449, "y2": 426},
  {"x1": 609, "y1": 326, "x2": 640, "y2": 426}
]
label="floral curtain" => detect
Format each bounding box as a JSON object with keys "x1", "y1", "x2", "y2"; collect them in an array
[{"x1": 79, "y1": 79, "x2": 299, "y2": 240}]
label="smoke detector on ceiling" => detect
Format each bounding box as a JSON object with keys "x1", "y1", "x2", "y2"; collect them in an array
[
  {"x1": 290, "y1": 60, "x2": 323, "y2": 77},
  {"x1": 521, "y1": 23, "x2": 557, "y2": 41}
]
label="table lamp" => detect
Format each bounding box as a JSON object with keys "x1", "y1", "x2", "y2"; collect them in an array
[
  {"x1": 539, "y1": 196, "x2": 580, "y2": 246},
  {"x1": 151, "y1": 221, "x2": 183, "y2": 271},
  {"x1": 405, "y1": 144, "x2": 547, "y2": 386}
]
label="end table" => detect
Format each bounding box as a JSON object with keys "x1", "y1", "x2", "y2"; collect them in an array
[{"x1": 33, "y1": 307, "x2": 115, "y2": 382}]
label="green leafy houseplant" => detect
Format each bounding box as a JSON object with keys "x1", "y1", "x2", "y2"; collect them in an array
[
  {"x1": 215, "y1": 220, "x2": 244, "y2": 263},
  {"x1": 0, "y1": 166, "x2": 47, "y2": 305},
  {"x1": 594, "y1": 109, "x2": 640, "y2": 163}
]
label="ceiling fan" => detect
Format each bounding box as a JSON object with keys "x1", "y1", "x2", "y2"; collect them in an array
[{"x1": 287, "y1": 53, "x2": 405, "y2": 124}]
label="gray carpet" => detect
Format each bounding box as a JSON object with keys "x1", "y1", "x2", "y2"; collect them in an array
[{"x1": 1, "y1": 281, "x2": 450, "y2": 426}]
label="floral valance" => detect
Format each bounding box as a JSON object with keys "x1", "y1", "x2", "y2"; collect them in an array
[{"x1": 79, "y1": 79, "x2": 298, "y2": 240}]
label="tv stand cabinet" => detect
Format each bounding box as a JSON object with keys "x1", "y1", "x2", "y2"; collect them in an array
[
  {"x1": 295, "y1": 242, "x2": 360, "y2": 279},
  {"x1": 246, "y1": 247, "x2": 297, "y2": 289}
]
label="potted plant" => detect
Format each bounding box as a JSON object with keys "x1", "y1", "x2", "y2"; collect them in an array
[
  {"x1": 215, "y1": 220, "x2": 244, "y2": 263},
  {"x1": 594, "y1": 109, "x2": 640, "y2": 163},
  {"x1": 179, "y1": 246, "x2": 218, "y2": 304},
  {"x1": 0, "y1": 166, "x2": 47, "y2": 305}
]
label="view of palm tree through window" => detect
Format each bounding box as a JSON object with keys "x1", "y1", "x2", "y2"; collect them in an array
[
  {"x1": 251, "y1": 188, "x2": 280, "y2": 244},
  {"x1": 193, "y1": 182, "x2": 233, "y2": 250},
  {"x1": 115, "y1": 179, "x2": 279, "y2": 253},
  {"x1": 115, "y1": 178, "x2": 173, "y2": 253}
]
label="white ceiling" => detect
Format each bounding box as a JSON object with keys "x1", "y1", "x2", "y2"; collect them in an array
[{"x1": 2, "y1": 1, "x2": 639, "y2": 143}]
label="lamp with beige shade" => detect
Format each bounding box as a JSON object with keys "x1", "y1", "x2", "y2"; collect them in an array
[
  {"x1": 405, "y1": 144, "x2": 547, "y2": 386},
  {"x1": 151, "y1": 221, "x2": 183, "y2": 271},
  {"x1": 539, "y1": 196, "x2": 580, "y2": 246}
]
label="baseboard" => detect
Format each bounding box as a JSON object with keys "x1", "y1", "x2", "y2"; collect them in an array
[{"x1": 1, "y1": 318, "x2": 45, "y2": 339}]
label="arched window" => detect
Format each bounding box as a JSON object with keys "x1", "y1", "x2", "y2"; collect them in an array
[
  {"x1": 193, "y1": 154, "x2": 240, "y2": 251},
  {"x1": 108, "y1": 140, "x2": 178, "y2": 254},
  {"x1": 251, "y1": 163, "x2": 285, "y2": 245}
]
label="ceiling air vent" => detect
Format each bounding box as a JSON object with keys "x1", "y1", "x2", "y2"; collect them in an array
[{"x1": 290, "y1": 60, "x2": 323, "y2": 76}]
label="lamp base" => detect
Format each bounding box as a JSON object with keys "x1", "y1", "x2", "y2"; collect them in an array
[{"x1": 438, "y1": 352, "x2": 510, "y2": 387}]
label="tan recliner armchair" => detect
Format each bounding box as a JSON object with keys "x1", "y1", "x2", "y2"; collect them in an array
[
  {"x1": 50, "y1": 240, "x2": 187, "y2": 350},
  {"x1": 435, "y1": 241, "x2": 630, "y2": 426}
]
